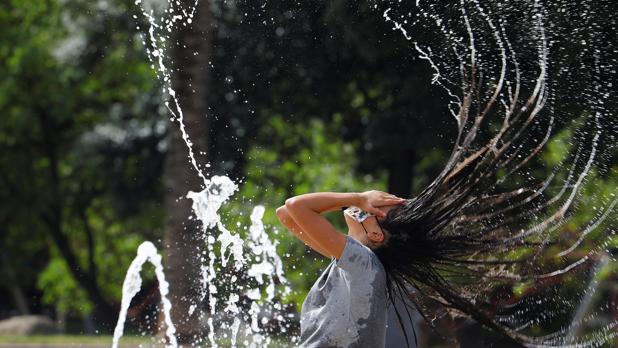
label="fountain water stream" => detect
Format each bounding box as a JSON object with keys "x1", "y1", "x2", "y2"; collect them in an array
[
  {"x1": 112, "y1": 0, "x2": 294, "y2": 347},
  {"x1": 112, "y1": 242, "x2": 176, "y2": 348}
]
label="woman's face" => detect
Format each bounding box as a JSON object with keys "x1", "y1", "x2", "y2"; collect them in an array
[{"x1": 345, "y1": 204, "x2": 398, "y2": 248}]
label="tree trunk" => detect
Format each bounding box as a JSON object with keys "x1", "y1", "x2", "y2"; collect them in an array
[
  {"x1": 387, "y1": 150, "x2": 415, "y2": 198},
  {"x1": 163, "y1": 0, "x2": 212, "y2": 344},
  {"x1": 1, "y1": 252, "x2": 30, "y2": 315},
  {"x1": 38, "y1": 110, "x2": 118, "y2": 331}
]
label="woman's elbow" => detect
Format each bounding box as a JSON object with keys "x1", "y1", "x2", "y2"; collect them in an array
[
  {"x1": 276, "y1": 206, "x2": 286, "y2": 218},
  {"x1": 284, "y1": 197, "x2": 297, "y2": 209},
  {"x1": 276, "y1": 205, "x2": 291, "y2": 222}
]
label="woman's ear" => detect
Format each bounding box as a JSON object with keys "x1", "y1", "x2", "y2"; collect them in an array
[{"x1": 367, "y1": 229, "x2": 385, "y2": 244}]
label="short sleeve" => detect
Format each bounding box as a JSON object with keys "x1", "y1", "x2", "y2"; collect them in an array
[{"x1": 334, "y1": 235, "x2": 380, "y2": 276}]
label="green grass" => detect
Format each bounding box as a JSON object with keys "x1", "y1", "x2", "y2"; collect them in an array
[
  {"x1": 0, "y1": 334, "x2": 293, "y2": 347},
  {"x1": 0, "y1": 335, "x2": 153, "y2": 346}
]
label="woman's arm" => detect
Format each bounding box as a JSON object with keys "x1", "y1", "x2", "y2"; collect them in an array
[
  {"x1": 275, "y1": 205, "x2": 332, "y2": 258},
  {"x1": 279, "y1": 191, "x2": 405, "y2": 259},
  {"x1": 283, "y1": 192, "x2": 365, "y2": 259}
]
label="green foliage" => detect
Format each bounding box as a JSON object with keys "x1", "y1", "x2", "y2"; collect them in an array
[
  {"x1": 37, "y1": 254, "x2": 93, "y2": 316},
  {"x1": 37, "y1": 198, "x2": 160, "y2": 316},
  {"x1": 0, "y1": 0, "x2": 164, "y2": 322},
  {"x1": 509, "y1": 124, "x2": 618, "y2": 312},
  {"x1": 542, "y1": 126, "x2": 573, "y2": 168}
]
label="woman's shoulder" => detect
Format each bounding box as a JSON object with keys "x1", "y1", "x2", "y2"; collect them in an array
[{"x1": 335, "y1": 236, "x2": 386, "y2": 279}]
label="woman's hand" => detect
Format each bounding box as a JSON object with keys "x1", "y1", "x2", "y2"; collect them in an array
[
  {"x1": 357, "y1": 190, "x2": 407, "y2": 217},
  {"x1": 280, "y1": 191, "x2": 404, "y2": 260}
]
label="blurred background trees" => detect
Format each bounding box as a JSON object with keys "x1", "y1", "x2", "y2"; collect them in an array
[
  {"x1": 0, "y1": 0, "x2": 616, "y2": 345},
  {"x1": 0, "y1": 0, "x2": 165, "y2": 332}
]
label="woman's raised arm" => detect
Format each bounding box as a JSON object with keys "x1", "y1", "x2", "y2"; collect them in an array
[
  {"x1": 275, "y1": 205, "x2": 332, "y2": 258},
  {"x1": 278, "y1": 191, "x2": 404, "y2": 259},
  {"x1": 282, "y1": 192, "x2": 362, "y2": 259}
]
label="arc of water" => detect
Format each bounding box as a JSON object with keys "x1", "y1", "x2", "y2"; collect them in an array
[{"x1": 112, "y1": 241, "x2": 177, "y2": 348}]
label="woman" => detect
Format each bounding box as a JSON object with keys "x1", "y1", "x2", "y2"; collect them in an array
[
  {"x1": 273, "y1": 134, "x2": 597, "y2": 348},
  {"x1": 276, "y1": 190, "x2": 410, "y2": 347},
  {"x1": 272, "y1": 6, "x2": 610, "y2": 344}
]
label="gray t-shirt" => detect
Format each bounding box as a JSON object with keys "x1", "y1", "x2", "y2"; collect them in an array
[{"x1": 299, "y1": 235, "x2": 388, "y2": 348}]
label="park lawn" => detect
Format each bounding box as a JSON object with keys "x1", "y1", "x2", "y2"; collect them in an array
[
  {"x1": 0, "y1": 335, "x2": 294, "y2": 347},
  {"x1": 0, "y1": 334, "x2": 153, "y2": 345}
]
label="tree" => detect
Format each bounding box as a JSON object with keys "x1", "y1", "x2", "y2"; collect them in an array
[
  {"x1": 0, "y1": 0, "x2": 164, "y2": 330},
  {"x1": 163, "y1": 0, "x2": 213, "y2": 342}
]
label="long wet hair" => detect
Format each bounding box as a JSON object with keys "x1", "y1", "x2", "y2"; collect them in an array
[
  {"x1": 365, "y1": 0, "x2": 618, "y2": 345},
  {"x1": 372, "y1": 127, "x2": 585, "y2": 346},
  {"x1": 370, "y1": 82, "x2": 610, "y2": 345},
  {"x1": 371, "y1": 21, "x2": 606, "y2": 348}
]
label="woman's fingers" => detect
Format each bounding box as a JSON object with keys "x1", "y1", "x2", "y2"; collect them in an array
[
  {"x1": 370, "y1": 207, "x2": 387, "y2": 217},
  {"x1": 392, "y1": 196, "x2": 406, "y2": 203},
  {"x1": 378, "y1": 197, "x2": 406, "y2": 205},
  {"x1": 363, "y1": 190, "x2": 406, "y2": 209},
  {"x1": 384, "y1": 192, "x2": 405, "y2": 200}
]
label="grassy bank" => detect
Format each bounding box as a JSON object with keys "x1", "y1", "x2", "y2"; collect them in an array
[{"x1": 0, "y1": 335, "x2": 155, "y2": 347}]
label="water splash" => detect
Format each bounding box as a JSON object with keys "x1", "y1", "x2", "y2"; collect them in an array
[
  {"x1": 112, "y1": 242, "x2": 176, "y2": 348},
  {"x1": 113, "y1": 0, "x2": 296, "y2": 347},
  {"x1": 379, "y1": 1, "x2": 617, "y2": 346}
]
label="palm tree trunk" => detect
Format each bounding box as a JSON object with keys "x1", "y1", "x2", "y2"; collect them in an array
[{"x1": 163, "y1": 0, "x2": 212, "y2": 343}]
